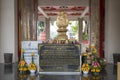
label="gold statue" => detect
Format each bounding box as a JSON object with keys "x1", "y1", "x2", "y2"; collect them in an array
[{"x1": 55, "y1": 11, "x2": 69, "y2": 40}]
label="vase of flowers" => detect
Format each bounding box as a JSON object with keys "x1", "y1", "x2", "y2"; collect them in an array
[
  {"x1": 91, "y1": 58, "x2": 101, "y2": 75},
  {"x1": 28, "y1": 52, "x2": 37, "y2": 74},
  {"x1": 82, "y1": 53, "x2": 90, "y2": 74},
  {"x1": 18, "y1": 48, "x2": 28, "y2": 74},
  {"x1": 90, "y1": 45, "x2": 101, "y2": 75},
  {"x1": 82, "y1": 63, "x2": 90, "y2": 74}
]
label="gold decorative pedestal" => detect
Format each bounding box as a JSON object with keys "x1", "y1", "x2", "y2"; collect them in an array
[{"x1": 56, "y1": 29, "x2": 68, "y2": 40}]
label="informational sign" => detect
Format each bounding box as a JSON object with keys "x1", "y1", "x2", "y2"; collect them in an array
[
  {"x1": 21, "y1": 41, "x2": 40, "y2": 71},
  {"x1": 38, "y1": 44, "x2": 80, "y2": 72}
]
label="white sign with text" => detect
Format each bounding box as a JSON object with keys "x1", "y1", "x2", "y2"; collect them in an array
[{"x1": 21, "y1": 41, "x2": 40, "y2": 72}]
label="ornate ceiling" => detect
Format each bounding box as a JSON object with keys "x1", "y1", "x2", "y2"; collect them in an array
[
  {"x1": 38, "y1": 6, "x2": 89, "y2": 17},
  {"x1": 38, "y1": 0, "x2": 90, "y2": 19}
]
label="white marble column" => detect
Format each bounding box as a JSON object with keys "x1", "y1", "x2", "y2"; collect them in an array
[{"x1": 0, "y1": 0, "x2": 18, "y2": 63}]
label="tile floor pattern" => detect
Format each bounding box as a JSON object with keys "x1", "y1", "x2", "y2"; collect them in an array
[{"x1": 0, "y1": 63, "x2": 117, "y2": 80}]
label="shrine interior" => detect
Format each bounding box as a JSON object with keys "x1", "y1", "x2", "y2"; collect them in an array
[{"x1": 0, "y1": 0, "x2": 120, "y2": 80}]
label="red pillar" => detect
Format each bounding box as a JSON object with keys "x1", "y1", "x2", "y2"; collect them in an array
[{"x1": 99, "y1": 0, "x2": 105, "y2": 58}]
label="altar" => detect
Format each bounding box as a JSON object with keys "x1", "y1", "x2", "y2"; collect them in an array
[{"x1": 19, "y1": 11, "x2": 83, "y2": 74}]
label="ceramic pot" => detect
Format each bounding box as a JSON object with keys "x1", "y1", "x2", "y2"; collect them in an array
[
  {"x1": 30, "y1": 70, "x2": 36, "y2": 73},
  {"x1": 83, "y1": 71, "x2": 89, "y2": 74}
]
